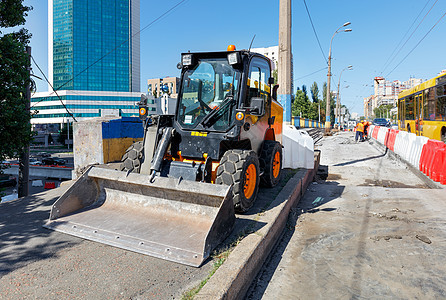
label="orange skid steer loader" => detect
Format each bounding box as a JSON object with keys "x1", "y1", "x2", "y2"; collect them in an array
[{"x1": 44, "y1": 47, "x2": 283, "y2": 267}]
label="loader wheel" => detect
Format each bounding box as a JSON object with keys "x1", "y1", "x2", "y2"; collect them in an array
[
  {"x1": 259, "y1": 141, "x2": 282, "y2": 187},
  {"x1": 216, "y1": 150, "x2": 260, "y2": 213},
  {"x1": 120, "y1": 141, "x2": 143, "y2": 173}
]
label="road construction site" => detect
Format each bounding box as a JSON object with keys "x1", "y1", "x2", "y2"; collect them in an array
[
  {"x1": 0, "y1": 158, "x2": 316, "y2": 299},
  {"x1": 1, "y1": 130, "x2": 445, "y2": 299},
  {"x1": 247, "y1": 131, "x2": 446, "y2": 299}
]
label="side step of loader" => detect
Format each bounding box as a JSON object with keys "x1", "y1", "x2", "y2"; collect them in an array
[{"x1": 44, "y1": 166, "x2": 235, "y2": 267}]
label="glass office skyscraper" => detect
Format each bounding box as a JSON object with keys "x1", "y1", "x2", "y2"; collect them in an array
[
  {"x1": 31, "y1": 0, "x2": 143, "y2": 126},
  {"x1": 49, "y1": 0, "x2": 140, "y2": 92}
]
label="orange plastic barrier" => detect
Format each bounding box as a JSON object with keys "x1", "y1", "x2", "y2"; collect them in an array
[
  {"x1": 386, "y1": 130, "x2": 399, "y2": 152},
  {"x1": 419, "y1": 140, "x2": 445, "y2": 178},
  {"x1": 44, "y1": 181, "x2": 56, "y2": 189},
  {"x1": 439, "y1": 148, "x2": 446, "y2": 185},
  {"x1": 372, "y1": 126, "x2": 380, "y2": 139},
  {"x1": 430, "y1": 145, "x2": 446, "y2": 183}
]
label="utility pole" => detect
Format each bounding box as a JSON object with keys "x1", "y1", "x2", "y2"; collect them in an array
[
  {"x1": 18, "y1": 46, "x2": 31, "y2": 198},
  {"x1": 278, "y1": 0, "x2": 292, "y2": 123},
  {"x1": 325, "y1": 22, "x2": 352, "y2": 132}
]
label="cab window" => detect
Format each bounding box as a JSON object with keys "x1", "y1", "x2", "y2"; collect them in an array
[{"x1": 245, "y1": 57, "x2": 271, "y2": 108}]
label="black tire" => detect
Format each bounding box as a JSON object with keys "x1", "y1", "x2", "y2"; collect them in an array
[
  {"x1": 259, "y1": 141, "x2": 282, "y2": 187},
  {"x1": 216, "y1": 150, "x2": 260, "y2": 213},
  {"x1": 120, "y1": 141, "x2": 143, "y2": 173}
]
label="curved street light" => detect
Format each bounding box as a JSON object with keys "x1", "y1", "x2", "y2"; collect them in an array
[
  {"x1": 325, "y1": 22, "x2": 352, "y2": 132},
  {"x1": 336, "y1": 65, "x2": 353, "y2": 127}
]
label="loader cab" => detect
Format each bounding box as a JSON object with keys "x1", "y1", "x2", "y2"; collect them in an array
[
  {"x1": 176, "y1": 53, "x2": 242, "y2": 131},
  {"x1": 173, "y1": 51, "x2": 275, "y2": 160},
  {"x1": 176, "y1": 51, "x2": 272, "y2": 129}
]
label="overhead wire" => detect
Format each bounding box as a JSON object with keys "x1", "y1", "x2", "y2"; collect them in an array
[
  {"x1": 54, "y1": 0, "x2": 188, "y2": 91},
  {"x1": 302, "y1": 0, "x2": 327, "y2": 65},
  {"x1": 294, "y1": 67, "x2": 327, "y2": 81},
  {"x1": 385, "y1": 11, "x2": 446, "y2": 77},
  {"x1": 381, "y1": 0, "x2": 438, "y2": 75},
  {"x1": 30, "y1": 0, "x2": 189, "y2": 120},
  {"x1": 379, "y1": 0, "x2": 431, "y2": 74},
  {"x1": 31, "y1": 55, "x2": 78, "y2": 122}
]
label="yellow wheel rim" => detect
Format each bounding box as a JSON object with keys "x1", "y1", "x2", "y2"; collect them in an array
[
  {"x1": 244, "y1": 164, "x2": 257, "y2": 199},
  {"x1": 273, "y1": 152, "x2": 281, "y2": 178}
]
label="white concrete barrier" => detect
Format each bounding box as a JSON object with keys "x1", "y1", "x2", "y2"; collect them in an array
[
  {"x1": 409, "y1": 135, "x2": 429, "y2": 168},
  {"x1": 282, "y1": 125, "x2": 314, "y2": 169},
  {"x1": 404, "y1": 133, "x2": 415, "y2": 163},
  {"x1": 377, "y1": 127, "x2": 389, "y2": 145},
  {"x1": 1, "y1": 192, "x2": 18, "y2": 203},
  {"x1": 394, "y1": 131, "x2": 407, "y2": 157},
  {"x1": 368, "y1": 125, "x2": 375, "y2": 138},
  {"x1": 32, "y1": 180, "x2": 44, "y2": 187}
]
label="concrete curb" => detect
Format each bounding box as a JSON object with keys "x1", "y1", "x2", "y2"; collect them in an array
[{"x1": 196, "y1": 151, "x2": 321, "y2": 299}]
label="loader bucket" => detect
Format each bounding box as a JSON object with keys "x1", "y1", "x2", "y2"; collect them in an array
[{"x1": 44, "y1": 166, "x2": 235, "y2": 267}]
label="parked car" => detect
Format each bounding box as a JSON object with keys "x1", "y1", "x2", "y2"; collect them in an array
[
  {"x1": 42, "y1": 157, "x2": 65, "y2": 165},
  {"x1": 30, "y1": 159, "x2": 43, "y2": 166},
  {"x1": 0, "y1": 175, "x2": 17, "y2": 188},
  {"x1": 373, "y1": 118, "x2": 390, "y2": 127},
  {"x1": 37, "y1": 152, "x2": 51, "y2": 157}
]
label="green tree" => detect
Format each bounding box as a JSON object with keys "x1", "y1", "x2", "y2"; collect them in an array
[
  {"x1": 272, "y1": 68, "x2": 278, "y2": 85},
  {"x1": 310, "y1": 82, "x2": 320, "y2": 103},
  {"x1": 0, "y1": 1, "x2": 32, "y2": 171},
  {"x1": 292, "y1": 88, "x2": 310, "y2": 118},
  {"x1": 58, "y1": 123, "x2": 73, "y2": 145},
  {"x1": 292, "y1": 84, "x2": 321, "y2": 120},
  {"x1": 373, "y1": 104, "x2": 394, "y2": 119}
]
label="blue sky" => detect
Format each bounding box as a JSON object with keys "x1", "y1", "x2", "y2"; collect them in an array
[{"x1": 18, "y1": 0, "x2": 446, "y2": 115}]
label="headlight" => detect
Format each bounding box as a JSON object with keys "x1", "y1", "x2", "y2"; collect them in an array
[
  {"x1": 227, "y1": 52, "x2": 241, "y2": 65},
  {"x1": 182, "y1": 54, "x2": 194, "y2": 66}
]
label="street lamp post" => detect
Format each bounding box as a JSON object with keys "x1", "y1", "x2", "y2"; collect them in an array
[
  {"x1": 325, "y1": 22, "x2": 352, "y2": 132},
  {"x1": 336, "y1": 65, "x2": 353, "y2": 128}
]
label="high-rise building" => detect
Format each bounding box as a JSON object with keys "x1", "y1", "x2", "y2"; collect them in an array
[
  {"x1": 364, "y1": 76, "x2": 423, "y2": 118},
  {"x1": 49, "y1": 0, "x2": 139, "y2": 91},
  {"x1": 251, "y1": 45, "x2": 294, "y2": 92},
  {"x1": 31, "y1": 0, "x2": 141, "y2": 126}
]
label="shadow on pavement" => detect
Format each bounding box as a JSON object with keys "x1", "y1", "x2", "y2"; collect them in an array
[
  {"x1": 333, "y1": 148, "x2": 388, "y2": 167},
  {"x1": 0, "y1": 189, "x2": 81, "y2": 277},
  {"x1": 245, "y1": 169, "x2": 345, "y2": 299}
]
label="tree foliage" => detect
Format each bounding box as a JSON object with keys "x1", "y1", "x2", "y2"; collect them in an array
[
  {"x1": 310, "y1": 81, "x2": 320, "y2": 103},
  {"x1": 0, "y1": 0, "x2": 32, "y2": 168},
  {"x1": 58, "y1": 123, "x2": 73, "y2": 145},
  {"x1": 292, "y1": 84, "x2": 319, "y2": 120},
  {"x1": 373, "y1": 104, "x2": 394, "y2": 120}
]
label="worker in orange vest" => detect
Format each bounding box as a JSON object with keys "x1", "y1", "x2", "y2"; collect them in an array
[
  {"x1": 355, "y1": 121, "x2": 365, "y2": 142},
  {"x1": 363, "y1": 121, "x2": 370, "y2": 140}
]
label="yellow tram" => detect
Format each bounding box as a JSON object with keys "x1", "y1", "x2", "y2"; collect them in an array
[{"x1": 398, "y1": 72, "x2": 446, "y2": 142}]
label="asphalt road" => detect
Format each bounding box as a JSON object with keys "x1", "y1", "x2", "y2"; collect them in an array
[{"x1": 247, "y1": 131, "x2": 446, "y2": 299}]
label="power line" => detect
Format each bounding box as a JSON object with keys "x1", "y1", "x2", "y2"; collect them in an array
[
  {"x1": 381, "y1": 0, "x2": 438, "y2": 75},
  {"x1": 302, "y1": 0, "x2": 327, "y2": 65},
  {"x1": 386, "y1": 11, "x2": 446, "y2": 77},
  {"x1": 30, "y1": 55, "x2": 78, "y2": 122},
  {"x1": 380, "y1": 0, "x2": 431, "y2": 74},
  {"x1": 294, "y1": 66, "x2": 328, "y2": 81},
  {"x1": 55, "y1": 0, "x2": 188, "y2": 91}
]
